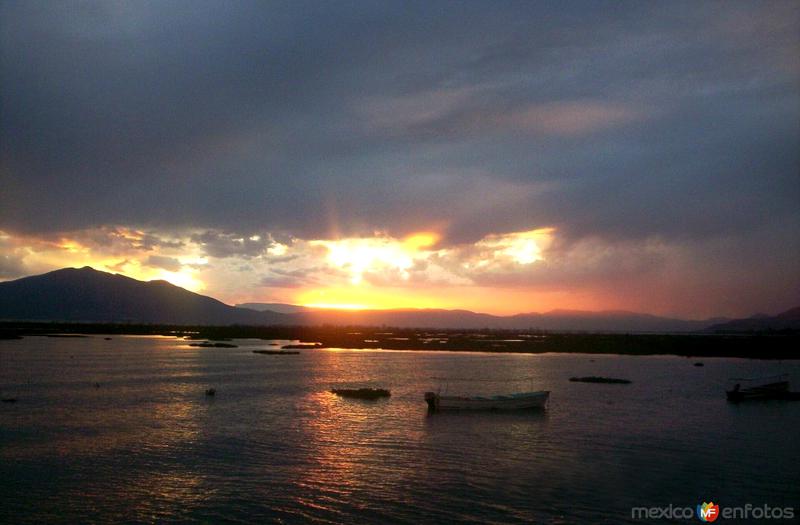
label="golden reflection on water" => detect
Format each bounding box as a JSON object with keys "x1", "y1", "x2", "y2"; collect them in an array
[
  {"x1": 279, "y1": 392, "x2": 368, "y2": 517},
  {"x1": 287, "y1": 348, "x2": 404, "y2": 507},
  {"x1": 293, "y1": 391, "x2": 369, "y2": 494}
]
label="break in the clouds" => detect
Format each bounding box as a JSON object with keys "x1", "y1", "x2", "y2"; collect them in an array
[{"x1": 1, "y1": 1, "x2": 799, "y2": 317}]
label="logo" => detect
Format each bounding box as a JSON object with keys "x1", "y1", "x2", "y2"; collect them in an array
[{"x1": 698, "y1": 502, "x2": 720, "y2": 522}]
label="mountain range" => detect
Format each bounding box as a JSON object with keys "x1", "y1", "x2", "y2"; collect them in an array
[
  {"x1": 0, "y1": 266, "x2": 796, "y2": 332},
  {"x1": 235, "y1": 302, "x2": 312, "y2": 314},
  {"x1": 706, "y1": 307, "x2": 800, "y2": 332}
]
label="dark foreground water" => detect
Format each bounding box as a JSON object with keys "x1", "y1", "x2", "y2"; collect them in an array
[{"x1": 1, "y1": 336, "x2": 798, "y2": 524}]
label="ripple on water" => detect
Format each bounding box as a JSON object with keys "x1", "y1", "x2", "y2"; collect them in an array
[{"x1": 1, "y1": 337, "x2": 799, "y2": 524}]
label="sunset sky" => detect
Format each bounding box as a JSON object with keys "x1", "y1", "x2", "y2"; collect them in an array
[{"x1": 1, "y1": 1, "x2": 798, "y2": 318}]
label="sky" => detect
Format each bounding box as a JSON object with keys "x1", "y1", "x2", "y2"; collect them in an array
[{"x1": 1, "y1": 0, "x2": 799, "y2": 318}]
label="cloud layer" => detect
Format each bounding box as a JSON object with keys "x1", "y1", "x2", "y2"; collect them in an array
[{"x1": 1, "y1": 1, "x2": 798, "y2": 316}]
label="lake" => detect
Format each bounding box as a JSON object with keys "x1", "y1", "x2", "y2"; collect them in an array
[{"x1": 1, "y1": 336, "x2": 798, "y2": 523}]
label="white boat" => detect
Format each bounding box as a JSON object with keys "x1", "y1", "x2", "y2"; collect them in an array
[{"x1": 424, "y1": 390, "x2": 549, "y2": 412}]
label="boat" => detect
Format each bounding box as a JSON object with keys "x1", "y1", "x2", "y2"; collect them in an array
[
  {"x1": 725, "y1": 374, "x2": 797, "y2": 402},
  {"x1": 331, "y1": 388, "x2": 391, "y2": 400},
  {"x1": 424, "y1": 390, "x2": 549, "y2": 412}
]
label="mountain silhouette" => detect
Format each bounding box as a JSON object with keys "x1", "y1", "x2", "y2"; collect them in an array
[
  {"x1": 236, "y1": 302, "x2": 312, "y2": 314},
  {"x1": 707, "y1": 307, "x2": 800, "y2": 332},
  {"x1": 0, "y1": 267, "x2": 286, "y2": 325},
  {"x1": 273, "y1": 306, "x2": 719, "y2": 332},
  {"x1": 0, "y1": 266, "x2": 741, "y2": 331}
]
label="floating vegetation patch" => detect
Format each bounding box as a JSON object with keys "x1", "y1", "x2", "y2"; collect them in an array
[{"x1": 569, "y1": 376, "x2": 632, "y2": 384}]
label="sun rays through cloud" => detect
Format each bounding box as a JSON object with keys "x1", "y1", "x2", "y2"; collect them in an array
[
  {"x1": 0, "y1": 226, "x2": 565, "y2": 313},
  {"x1": 310, "y1": 232, "x2": 441, "y2": 285}
]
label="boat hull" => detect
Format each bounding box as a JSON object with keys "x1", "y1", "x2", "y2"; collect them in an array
[
  {"x1": 425, "y1": 391, "x2": 549, "y2": 412},
  {"x1": 726, "y1": 380, "x2": 790, "y2": 402}
]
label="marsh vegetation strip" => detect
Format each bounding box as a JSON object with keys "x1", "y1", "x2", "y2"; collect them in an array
[{"x1": 3, "y1": 323, "x2": 799, "y2": 358}]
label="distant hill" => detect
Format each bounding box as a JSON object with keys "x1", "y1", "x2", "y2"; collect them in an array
[
  {"x1": 707, "y1": 307, "x2": 800, "y2": 332},
  {"x1": 0, "y1": 267, "x2": 287, "y2": 325},
  {"x1": 284, "y1": 307, "x2": 718, "y2": 332},
  {"x1": 236, "y1": 302, "x2": 311, "y2": 314},
  {"x1": 0, "y1": 267, "x2": 729, "y2": 331},
  {"x1": 511, "y1": 309, "x2": 722, "y2": 332}
]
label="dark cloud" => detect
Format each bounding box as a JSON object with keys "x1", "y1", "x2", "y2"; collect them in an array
[
  {"x1": 259, "y1": 267, "x2": 319, "y2": 289},
  {"x1": 1, "y1": 1, "x2": 798, "y2": 308},
  {"x1": 144, "y1": 255, "x2": 183, "y2": 272},
  {"x1": 190, "y1": 231, "x2": 273, "y2": 258},
  {"x1": 266, "y1": 254, "x2": 300, "y2": 264},
  {"x1": 32, "y1": 227, "x2": 184, "y2": 255},
  {"x1": 258, "y1": 276, "x2": 303, "y2": 288},
  {"x1": 135, "y1": 233, "x2": 184, "y2": 251}
]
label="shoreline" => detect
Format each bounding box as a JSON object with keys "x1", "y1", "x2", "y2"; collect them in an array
[{"x1": 2, "y1": 322, "x2": 798, "y2": 360}]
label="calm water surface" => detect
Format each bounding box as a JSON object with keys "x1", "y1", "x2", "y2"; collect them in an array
[{"x1": 1, "y1": 336, "x2": 799, "y2": 524}]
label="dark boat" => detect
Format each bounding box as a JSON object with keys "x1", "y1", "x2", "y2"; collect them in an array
[
  {"x1": 331, "y1": 388, "x2": 391, "y2": 400},
  {"x1": 424, "y1": 390, "x2": 549, "y2": 411},
  {"x1": 283, "y1": 343, "x2": 323, "y2": 349},
  {"x1": 726, "y1": 375, "x2": 797, "y2": 402}
]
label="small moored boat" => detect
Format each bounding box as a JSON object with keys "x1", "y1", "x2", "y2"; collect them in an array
[
  {"x1": 424, "y1": 390, "x2": 549, "y2": 412},
  {"x1": 331, "y1": 388, "x2": 391, "y2": 400},
  {"x1": 726, "y1": 374, "x2": 796, "y2": 402}
]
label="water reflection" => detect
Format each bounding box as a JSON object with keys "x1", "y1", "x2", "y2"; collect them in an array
[{"x1": 1, "y1": 336, "x2": 799, "y2": 524}]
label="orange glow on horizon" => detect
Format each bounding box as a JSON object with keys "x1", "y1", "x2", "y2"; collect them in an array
[
  {"x1": 295, "y1": 286, "x2": 444, "y2": 311},
  {"x1": 302, "y1": 302, "x2": 370, "y2": 310},
  {"x1": 291, "y1": 284, "x2": 597, "y2": 315}
]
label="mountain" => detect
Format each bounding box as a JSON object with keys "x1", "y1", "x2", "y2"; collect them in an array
[
  {"x1": 508, "y1": 309, "x2": 719, "y2": 332},
  {"x1": 282, "y1": 307, "x2": 716, "y2": 332},
  {"x1": 0, "y1": 267, "x2": 288, "y2": 325},
  {"x1": 707, "y1": 307, "x2": 800, "y2": 332},
  {"x1": 236, "y1": 302, "x2": 311, "y2": 314},
  {"x1": 1, "y1": 267, "x2": 726, "y2": 331},
  {"x1": 289, "y1": 308, "x2": 500, "y2": 329}
]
